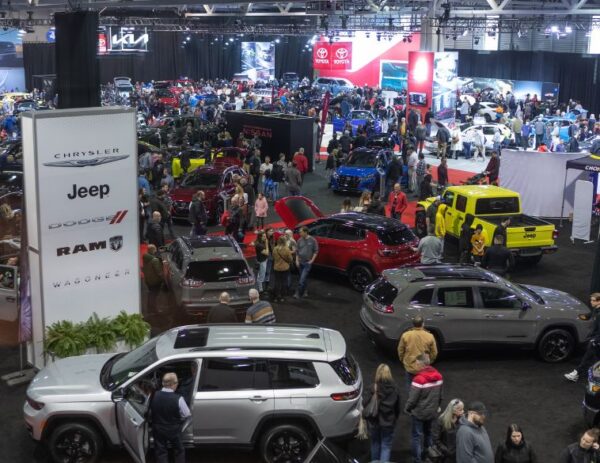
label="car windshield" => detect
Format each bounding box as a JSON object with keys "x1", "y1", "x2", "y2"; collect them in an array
[
  {"x1": 104, "y1": 337, "x2": 159, "y2": 390},
  {"x1": 352, "y1": 111, "x2": 371, "y2": 120},
  {"x1": 346, "y1": 151, "x2": 377, "y2": 167},
  {"x1": 185, "y1": 260, "x2": 249, "y2": 282},
  {"x1": 516, "y1": 284, "x2": 545, "y2": 305},
  {"x1": 377, "y1": 226, "x2": 416, "y2": 245},
  {"x1": 182, "y1": 173, "x2": 220, "y2": 188}
]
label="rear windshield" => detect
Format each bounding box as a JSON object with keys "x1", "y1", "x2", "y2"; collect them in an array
[
  {"x1": 367, "y1": 277, "x2": 398, "y2": 305},
  {"x1": 330, "y1": 354, "x2": 359, "y2": 385},
  {"x1": 377, "y1": 227, "x2": 415, "y2": 246},
  {"x1": 475, "y1": 197, "x2": 519, "y2": 215},
  {"x1": 185, "y1": 260, "x2": 249, "y2": 282}
]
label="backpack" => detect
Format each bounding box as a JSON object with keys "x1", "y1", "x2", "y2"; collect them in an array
[{"x1": 271, "y1": 164, "x2": 284, "y2": 182}]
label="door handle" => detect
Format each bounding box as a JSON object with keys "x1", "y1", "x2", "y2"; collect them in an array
[
  {"x1": 433, "y1": 312, "x2": 446, "y2": 317},
  {"x1": 6, "y1": 297, "x2": 16, "y2": 302},
  {"x1": 250, "y1": 396, "x2": 268, "y2": 403}
]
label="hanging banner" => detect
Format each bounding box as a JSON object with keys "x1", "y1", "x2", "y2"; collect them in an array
[
  {"x1": 313, "y1": 43, "x2": 331, "y2": 70},
  {"x1": 330, "y1": 42, "x2": 352, "y2": 70}
]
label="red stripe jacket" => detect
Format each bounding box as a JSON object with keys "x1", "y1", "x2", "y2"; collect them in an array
[{"x1": 405, "y1": 366, "x2": 444, "y2": 421}]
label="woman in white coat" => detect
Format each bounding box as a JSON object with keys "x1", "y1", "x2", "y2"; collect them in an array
[{"x1": 450, "y1": 126, "x2": 463, "y2": 160}]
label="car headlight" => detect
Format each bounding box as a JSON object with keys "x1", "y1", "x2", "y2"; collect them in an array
[{"x1": 332, "y1": 171, "x2": 339, "y2": 179}]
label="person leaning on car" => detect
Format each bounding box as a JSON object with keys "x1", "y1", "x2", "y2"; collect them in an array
[{"x1": 398, "y1": 316, "x2": 438, "y2": 389}]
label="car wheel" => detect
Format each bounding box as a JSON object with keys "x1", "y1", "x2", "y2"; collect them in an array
[
  {"x1": 48, "y1": 422, "x2": 103, "y2": 463},
  {"x1": 259, "y1": 423, "x2": 313, "y2": 463},
  {"x1": 349, "y1": 264, "x2": 374, "y2": 291},
  {"x1": 537, "y1": 329, "x2": 575, "y2": 363},
  {"x1": 484, "y1": 114, "x2": 492, "y2": 123}
]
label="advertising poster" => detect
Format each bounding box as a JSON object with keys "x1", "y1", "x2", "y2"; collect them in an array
[
  {"x1": 379, "y1": 60, "x2": 408, "y2": 92},
  {"x1": 313, "y1": 42, "x2": 352, "y2": 71},
  {"x1": 407, "y1": 51, "x2": 434, "y2": 121},
  {"x1": 241, "y1": 42, "x2": 275, "y2": 81},
  {"x1": 458, "y1": 77, "x2": 559, "y2": 103},
  {"x1": 433, "y1": 52, "x2": 458, "y2": 121},
  {"x1": 0, "y1": 29, "x2": 26, "y2": 92},
  {"x1": 22, "y1": 108, "x2": 140, "y2": 368}
]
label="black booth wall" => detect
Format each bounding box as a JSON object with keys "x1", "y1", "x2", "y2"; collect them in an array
[
  {"x1": 23, "y1": 33, "x2": 313, "y2": 89},
  {"x1": 450, "y1": 49, "x2": 600, "y2": 113}
]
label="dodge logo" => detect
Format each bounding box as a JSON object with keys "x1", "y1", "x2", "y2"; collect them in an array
[
  {"x1": 110, "y1": 235, "x2": 123, "y2": 252},
  {"x1": 335, "y1": 48, "x2": 349, "y2": 59},
  {"x1": 316, "y1": 47, "x2": 328, "y2": 59}
]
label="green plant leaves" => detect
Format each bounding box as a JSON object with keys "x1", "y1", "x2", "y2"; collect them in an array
[
  {"x1": 111, "y1": 310, "x2": 151, "y2": 349},
  {"x1": 83, "y1": 313, "x2": 117, "y2": 353},
  {"x1": 45, "y1": 320, "x2": 88, "y2": 358}
]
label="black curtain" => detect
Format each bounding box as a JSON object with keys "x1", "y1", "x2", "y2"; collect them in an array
[
  {"x1": 23, "y1": 43, "x2": 55, "y2": 91},
  {"x1": 451, "y1": 49, "x2": 600, "y2": 113},
  {"x1": 275, "y1": 36, "x2": 313, "y2": 79}
]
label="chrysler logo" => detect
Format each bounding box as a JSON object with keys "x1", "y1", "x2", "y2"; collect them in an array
[
  {"x1": 335, "y1": 48, "x2": 349, "y2": 59},
  {"x1": 316, "y1": 47, "x2": 328, "y2": 59},
  {"x1": 43, "y1": 155, "x2": 130, "y2": 168}
]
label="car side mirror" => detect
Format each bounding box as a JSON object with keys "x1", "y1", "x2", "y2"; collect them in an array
[
  {"x1": 521, "y1": 301, "x2": 531, "y2": 311},
  {"x1": 111, "y1": 388, "x2": 125, "y2": 403}
]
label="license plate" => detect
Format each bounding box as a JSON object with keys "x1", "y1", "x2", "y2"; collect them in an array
[{"x1": 520, "y1": 249, "x2": 541, "y2": 257}]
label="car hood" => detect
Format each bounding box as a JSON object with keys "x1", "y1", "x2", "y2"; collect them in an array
[
  {"x1": 274, "y1": 196, "x2": 324, "y2": 228},
  {"x1": 336, "y1": 166, "x2": 377, "y2": 177},
  {"x1": 27, "y1": 354, "x2": 114, "y2": 399},
  {"x1": 523, "y1": 284, "x2": 587, "y2": 310}
]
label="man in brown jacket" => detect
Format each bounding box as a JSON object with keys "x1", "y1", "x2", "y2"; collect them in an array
[{"x1": 398, "y1": 316, "x2": 438, "y2": 390}]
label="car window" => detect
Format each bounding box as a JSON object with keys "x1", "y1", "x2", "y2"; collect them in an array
[
  {"x1": 367, "y1": 277, "x2": 398, "y2": 305},
  {"x1": 410, "y1": 288, "x2": 434, "y2": 305},
  {"x1": 181, "y1": 173, "x2": 220, "y2": 188},
  {"x1": 479, "y1": 287, "x2": 522, "y2": 310},
  {"x1": 443, "y1": 191, "x2": 455, "y2": 208},
  {"x1": 483, "y1": 127, "x2": 495, "y2": 135},
  {"x1": 329, "y1": 224, "x2": 364, "y2": 241},
  {"x1": 455, "y1": 195, "x2": 467, "y2": 213},
  {"x1": 475, "y1": 197, "x2": 519, "y2": 214},
  {"x1": 185, "y1": 260, "x2": 249, "y2": 282},
  {"x1": 307, "y1": 221, "x2": 334, "y2": 237},
  {"x1": 198, "y1": 358, "x2": 269, "y2": 391},
  {"x1": 377, "y1": 226, "x2": 416, "y2": 245},
  {"x1": 436, "y1": 287, "x2": 474, "y2": 308},
  {"x1": 268, "y1": 360, "x2": 319, "y2": 389},
  {"x1": 222, "y1": 172, "x2": 232, "y2": 185}
]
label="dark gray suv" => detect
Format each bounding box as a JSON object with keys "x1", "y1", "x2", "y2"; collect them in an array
[{"x1": 360, "y1": 264, "x2": 591, "y2": 362}]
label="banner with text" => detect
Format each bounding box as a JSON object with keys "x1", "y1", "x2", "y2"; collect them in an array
[{"x1": 313, "y1": 42, "x2": 352, "y2": 70}]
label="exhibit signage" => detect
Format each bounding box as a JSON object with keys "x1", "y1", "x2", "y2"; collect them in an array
[
  {"x1": 313, "y1": 43, "x2": 331, "y2": 69},
  {"x1": 22, "y1": 108, "x2": 140, "y2": 368},
  {"x1": 313, "y1": 42, "x2": 352, "y2": 70}
]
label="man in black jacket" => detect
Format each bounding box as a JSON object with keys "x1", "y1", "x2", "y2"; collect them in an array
[
  {"x1": 151, "y1": 372, "x2": 191, "y2": 463},
  {"x1": 188, "y1": 191, "x2": 207, "y2": 237},
  {"x1": 386, "y1": 157, "x2": 402, "y2": 198},
  {"x1": 366, "y1": 192, "x2": 386, "y2": 216},
  {"x1": 559, "y1": 428, "x2": 600, "y2": 463},
  {"x1": 481, "y1": 235, "x2": 514, "y2": 277},
  {"x1": 146, "y1": 211, "x2": 165, "y2": 248},
  {"x1": 565, "y1": 293, "x2": 600, "y2": 382},
  {"x1": 207, "y1": 292, "x2": 237, "y2": 323}
]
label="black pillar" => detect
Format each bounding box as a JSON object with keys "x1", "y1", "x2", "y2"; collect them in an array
[{"x1": 55, "y1": 11, "x2": 100, "y2": 108}]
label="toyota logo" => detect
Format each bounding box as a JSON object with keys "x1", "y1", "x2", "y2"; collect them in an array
[
  {"x1": 316, "y1": 47, "x2": 328, "y2": 59},
  {"x1": 335, "y1": 48, "x2": 349, "y2": 59}
]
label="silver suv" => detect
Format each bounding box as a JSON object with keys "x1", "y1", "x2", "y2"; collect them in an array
[
  {"x1": 24, "y1": 324, "x2": 362, "y2": 463},
  {"x1": 163, "y1": 235, "x2": 254, "y2": 319},
  {"x1": 360, "y1": 264, "x2": 591, "y2": 363}
]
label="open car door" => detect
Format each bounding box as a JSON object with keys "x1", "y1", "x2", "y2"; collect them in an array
[{"x1": 115, "y1": 386, "x2": 150, "y2": 463}]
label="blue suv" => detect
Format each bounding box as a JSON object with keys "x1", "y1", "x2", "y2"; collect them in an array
[
  {"x1": 330, "y1": 147, "x2": 393, "y2": 193},
  {"x1": 332, "y1": 110, "x2": 382, "y2": 136}
]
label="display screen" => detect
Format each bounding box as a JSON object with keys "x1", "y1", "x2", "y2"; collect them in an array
[
  {"x1": 241, "y1": 42, "x2": 275, "y2": 82},
  {"x1": 98, "y1": 27, "x2": 149, "y2": 54}
]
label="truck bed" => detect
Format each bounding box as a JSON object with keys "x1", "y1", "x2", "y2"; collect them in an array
[{"x1": 481, "y1": 215, "x2": 551, "y2": 228}]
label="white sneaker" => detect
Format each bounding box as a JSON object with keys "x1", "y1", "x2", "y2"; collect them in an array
[{"x1": 564, "y1": 370, "x2": 579, "y2": 382}]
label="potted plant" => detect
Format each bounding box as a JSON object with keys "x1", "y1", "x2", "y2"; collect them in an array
[
  {"x1": 111, "y1": 310, "x2": 150, "y2": 351},
  {"x1": 45, "y1": 320, "x2": 88, "y2": 361},
  {"x1": 83, "y1": 313, "x2": 117, "y2": 354}
]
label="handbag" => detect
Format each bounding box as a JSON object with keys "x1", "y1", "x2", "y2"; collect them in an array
[{"x1": 362, "y1": 384, "x2": 379, "y2": 420}]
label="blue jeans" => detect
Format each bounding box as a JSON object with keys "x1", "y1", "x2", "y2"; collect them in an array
[
  {"x1": 297, "y1": 262, "x2": 312, "y2": 296},
  {"x1": 369, "y1": 424, "x2": 395, "y2": 463},
  {"x1": 265, "y1": 256, "x2": 273, "y2": 284},
  {"x1": 257, "y1": 260, "x2": 267, "y2": 292},
  {"x1": 463, "y1": 142, "x2": 472, "y2": 159},
  {"x1": 411, "y1": 418, "x2": 433, "y2": 463}
]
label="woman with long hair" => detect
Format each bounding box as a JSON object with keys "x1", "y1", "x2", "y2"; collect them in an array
[
  {"x1": 355, "y1": 190, "x2": 372, "y2": 212},
  {"x1": 340, "y1": 197, "x2": 353, "y2": 213},
  {"x1": 272, "y1": 236, "x2": 293, "y2": 302},
  {"x1": 430, "y1": 398, "x2": 464, "y2": 462},
  {"x1": 363, "y1": 363, "x2": 401, "y2": 463},
  {"x1": 495, "y1": 424, "x2": 537, "y2": 463},
  {"x1": 252, "y1": 230, "x2": 269, "y2": 293}
]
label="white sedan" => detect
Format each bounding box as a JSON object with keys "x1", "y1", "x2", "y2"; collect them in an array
[
  {"x1": 477, "y1": 101, "x2": 502, "y2": 122},
  {"x1": 463, "y1": 123, "x2": 513, "y2": 150}
]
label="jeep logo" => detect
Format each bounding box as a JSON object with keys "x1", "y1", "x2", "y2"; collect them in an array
[
  {"x1": 56, "y1": 235, "x2": 123, "y2": 256},
  {"x1": 67, "y1": 183, "x2": 110, "y2": 200},
  {"x1": 523, "y1": 233, "x2": 536, "y2": 239}
]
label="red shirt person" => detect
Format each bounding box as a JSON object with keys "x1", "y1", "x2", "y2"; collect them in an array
[
  {"x1": 293, "y1": 148, "x2": 309, "y2": 176},
  {"x1": 387, "y1": 183, "x2": 408, "y2": 221}
]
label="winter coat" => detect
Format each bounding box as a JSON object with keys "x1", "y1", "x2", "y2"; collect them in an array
[
  {"x1": 366, "y1": 199, "x2": 386, "y2": 216},
  {"x1": 142, "y1": 252, "x2": 163, "y2": 288},
  {"x1": 362, "y1": 380, "x2": 401, "y2": 428},
  {"x1": 397, "y1": 327, "x2": 438, "y2": 374},
  {"x1": 495, "y1": 441, "x2": 537, "y2": 463},
  {"x1": 456, "y1": 417, "x2": 494, "y2": 463},
  {"x1": 273, "y1": 244, "x2": 293, "y2": 272},
  {"x1": 188, "y1": 198, "x2": 207, "y2": 225},
  {"x1": 254, "y1": 197, "x2": 269, "y2": 218},
  {"x1": 431, "y1": 416, "x2": 460, "y2": 462},
  {"x1": 405, "y1": 366, "x2": 443, "y2": 421},
  {"x1": 146, "y1": 221, "x2": 165, "y2": 248},
  {"x1": 559, "y1": 442, "x2": 598, "y2": 463}
]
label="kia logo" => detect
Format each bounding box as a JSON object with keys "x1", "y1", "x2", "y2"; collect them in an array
[
  {"x1": 316, "y1": 47, "x2": 328, "y2": 59},
  {"x1": 335, "y1": 48, "x2": 349, "y2": 59}
]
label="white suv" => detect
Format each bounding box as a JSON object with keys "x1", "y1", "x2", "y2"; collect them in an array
[{"x1": 24, "y1": 324, "x2": 362, "y2": 463}]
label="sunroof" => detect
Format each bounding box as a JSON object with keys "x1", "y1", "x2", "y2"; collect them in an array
[
  {"x1": 418, "y1": 266, "x2": 490, "y2": 280},
  {"x1": 187, "y1": 237, "x2": 231, "y2": 249},
  {"x1": 174, "y1": 327, "x2": 209, "y2": 349}
]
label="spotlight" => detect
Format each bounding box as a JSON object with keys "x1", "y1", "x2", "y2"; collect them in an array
[
  {"x1": 275, "y1": 38, "x2": 280, "y2": 43},
  {"x1": 229, "y1": 37, "x2": 234, "y2": 42},
  {"x1": 550, "y1": 25, "x2": 559, "y2": 33},
  {"x1": 462, "y1": 29, "x2": 469, "y2": 36},
  {"x1": 565, "y1": 25, "x2": 573, "y2": 33}
]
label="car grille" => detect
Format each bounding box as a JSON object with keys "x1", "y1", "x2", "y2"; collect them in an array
[
  {"x1": 338, "y1": 175, "x2": 361, "y2": 188},
  {"x1": 173, "y1": 200, "x2": 189, "y2": 214}
]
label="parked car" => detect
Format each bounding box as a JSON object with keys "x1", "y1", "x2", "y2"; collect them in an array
[
  {"x1": 415, "y1": 185, "x2": 558, "y2": 262},
  {"x1": 477, "y1": 101, "x2": 502, "y2": 122},
  {"x1": 281, "y1": 72, "x2": 300, "y2": 88},
  {"x1": 169, "y1": 164, "x2": 248, "y2": 223},
  {"x1": 360, "y1": 264, "x2": 591, "y2": 362},
  {"x1": 162, "y1": 235, "x2": 254, "y2": 318},
  {"x1": 24, "y1": 324, "x2": 362, "y2": 463},
  {"x1": 155, "y1": 87, "x2": 179, "y2": 108},
  {"x1": 583, "y1": 361, "x2": 600, "y2": 426},
  {"x1": 312, "y1": 77, "x2": 354, "y2": 95},
  {"x1": 171, "y1": 146, "x2": 245, "y2": 179},
  {"x1": 113, "y1": 77, "x2": 133, "y2": 99},
  {"x1": 332, "y1": 110, "x2": 382, "y2": 136},
  {"x1": 330, "y1": 147, "x2": 393, "y2": 194},
  {"x1": 274, "y1": 196, "x2": 420, "y2": 290}
]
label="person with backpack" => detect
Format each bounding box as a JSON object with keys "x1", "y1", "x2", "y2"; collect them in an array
[{"x1": 363, "y1": 364, "x2": 401, "y2": 463}]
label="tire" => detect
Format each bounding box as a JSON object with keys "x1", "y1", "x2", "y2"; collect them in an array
[
  {"x1": 48, "y1": 422, "x2": 103, "y2": 463},
  {"x1": 537, "y1": 328, "x2": 575, "y2": 363},
  {"x1": 348, "y1": 264, "x2": 374, "y2": 292},
  {"x1": 259, "y1": 423, "x2": 313, "y2": 463}
]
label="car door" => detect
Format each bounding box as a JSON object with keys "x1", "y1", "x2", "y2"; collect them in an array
[
  {"x1": 327, "y1": 222, "x2": 367, "y2": 271},
  {"x1": 433, "y1": 285, "x2": 486, "y2": 344},
  {"x1": 193, "y1": 357, "x2": 274, "y2": 444},
  {"x1": 305, "y1": 220, "x2": 336, "y2": 268},
  {"x1": 475, "y1": 285, "x2": 537, "y2": 344},
  {"x1": 115, "y1": 384, "x2": 150, "y2": 463},
  {"x1": 0, "y1": 264, "x2": 18, "y2": 321},
  {"x1": 442, "y1": 190, "x2": 457, "y2": 236},
  {"x1": 451, "y1": 194, "x2": 468, "y2": 237}
]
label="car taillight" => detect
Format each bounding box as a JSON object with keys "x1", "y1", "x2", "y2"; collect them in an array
[
  {"x1": 181, "y1": 279, "x2": 204, "y2": 288},
  {"x1": 330, "y1": 389, "x2": 360, "y2": 401},
  {"x1": 237, "y1": 276, "x2": 255, "y2": 285},
  {"x1": 26, "y1": 396, "x2": 45, "y2": 411},
  {"x1": 553, "y1": 229, "x2": 559, "y2": 240},
  {"x1": 378, "y1": 248, "x2": 400, "y2": 257},
  {"x1": 373, "y1": 301, "x2": 394, "y2": 313}
]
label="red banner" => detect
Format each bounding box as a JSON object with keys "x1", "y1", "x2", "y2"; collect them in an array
[
  {"x1": 330, "y1": 42, "x2": 352, "y2": 70},
  {"x1": 313, "y1": 43, "x2": 331, "y2": 70}
]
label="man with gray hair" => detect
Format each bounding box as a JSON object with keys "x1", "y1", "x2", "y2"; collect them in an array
[
  {"x1": 146, "y1": 211, "x2": 165, "y2": 248},
  {"x1": 150, "y1": 372, "x2": 191, "y2": 463},
  {"x1": 206, "y1": 292, "x2": 237, "y2": 323},
  {"x1": 245, "y1": 288, "x2": 276, "y2": 324}
]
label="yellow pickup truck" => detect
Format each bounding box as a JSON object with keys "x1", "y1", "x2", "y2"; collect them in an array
[{"x1": 415, "y1": 185, "x2": 558, "y2": 262}]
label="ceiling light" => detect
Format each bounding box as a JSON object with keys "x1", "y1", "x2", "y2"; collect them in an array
[
  {"x1": 275, "y1": 38, "x2": 280, "y2": 43},
  {"x1": 565, "y1": 25, "x2": 572, "y2": 33},
  {"x1": 462, "y1": 29, "x2": 469, "y2": 36},
  {"x1": 550, "y1": 25, "x2": 559, "y2": 33}
]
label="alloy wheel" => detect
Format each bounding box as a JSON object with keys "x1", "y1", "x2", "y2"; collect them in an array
[
  {"x1": 268, "y1": 430, "x2": 308, "y2": 463},
  {"x1": 54, "y1": 430, "x2": 95, "y2": 463},
  {"x1": 542, "y1": 333, "x2": 571, "y2": 362}
]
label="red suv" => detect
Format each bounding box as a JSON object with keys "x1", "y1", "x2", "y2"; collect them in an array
[
  {"x1": 170, "y1": 164, "x2": 248, "y2": 224},
  {"x1": 274, "y1": 196, "x2": 420, "y2": 291}
]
